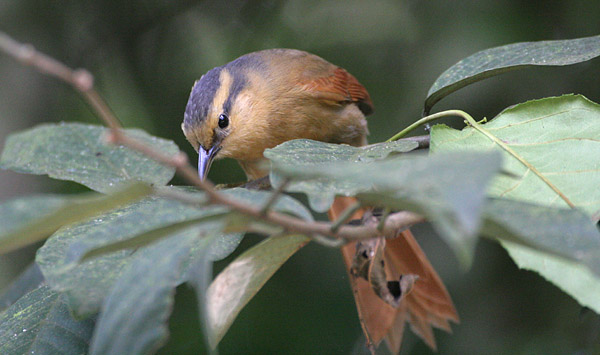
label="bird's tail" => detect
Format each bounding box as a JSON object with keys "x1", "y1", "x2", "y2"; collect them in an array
[{"x1": 329, "y1": 196, "x2": 459, "y2": 353}]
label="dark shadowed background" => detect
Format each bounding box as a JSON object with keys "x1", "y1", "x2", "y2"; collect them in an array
[{"x1": 1, "y1": 1, "x2": 600, "y2": 354}]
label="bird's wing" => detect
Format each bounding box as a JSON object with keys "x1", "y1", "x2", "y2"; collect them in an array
[{"x1": 301, "y1": 67, "x2": 374, "y2": 116}]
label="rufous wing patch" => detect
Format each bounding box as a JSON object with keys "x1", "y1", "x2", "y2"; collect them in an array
[{"x1": 302, "y1": 67, "x2": 374, "y2": 115}]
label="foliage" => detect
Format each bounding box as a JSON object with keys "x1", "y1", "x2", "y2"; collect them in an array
[{"x1": 1, "y1": 34, "x2": 600, "y2": 355}]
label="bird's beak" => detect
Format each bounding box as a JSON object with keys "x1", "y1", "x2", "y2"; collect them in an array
[{"x1": 198, "y1": 145, "x2": 220, "y2": 180}]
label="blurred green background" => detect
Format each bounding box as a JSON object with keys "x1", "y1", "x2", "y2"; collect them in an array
[{"x1": 1, "y1": 1, "x2": 600, "y2": 354}]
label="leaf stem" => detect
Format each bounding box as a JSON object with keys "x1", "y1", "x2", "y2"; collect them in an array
[
  {"x1": 330, "y1": 202, "x2": 362, "y2": 233},
  {"x1": 259, "y1": 178, "x2": 290, "y2": 216},
  {"x1": 387, "y1": 110, "x2": 469, "y2": 142},
  {"x1": 377, "y1": 208, "x2": 391, "y2": 232}
]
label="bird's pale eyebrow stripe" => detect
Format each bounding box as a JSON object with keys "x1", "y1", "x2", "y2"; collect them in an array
[
  {"x1": 211, "y1": 70, "x2": 232, "y2": 117},
  {"x1": 183, "y1": 52, "x2": 265, "y2": 132},
  {"x1": 221, "y1": 53, "x2": 265, "y2": 114}
]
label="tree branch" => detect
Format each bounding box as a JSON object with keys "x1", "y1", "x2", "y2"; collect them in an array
[
  {"x1": 403, "y1": 135, "x2": 430, "y2": 149},
  {"x1": 0, "y1": 31, "x2": 426, "y2": 244}
]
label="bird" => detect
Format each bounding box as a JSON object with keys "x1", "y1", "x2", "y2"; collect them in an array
[{"x1": 182, "y1": 48, "x2": 458, "y2": 353}]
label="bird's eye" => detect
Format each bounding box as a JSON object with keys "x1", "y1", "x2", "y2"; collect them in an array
[{"x1": 218, "y1": 113, "x2": 229, "y2": 129}]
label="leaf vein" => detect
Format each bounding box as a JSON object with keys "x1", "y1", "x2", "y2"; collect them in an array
[
  {"x1": 543, "y1": 169, "x2": 600, "y2": 176},
  {"x1": 499, "y1": 169, "x2": 530, "y2": 197},
  {"x1": 488, "y1": 110, "x2": 570, "y2": 130},
  {"x1": 508, "y1": 137, "x2": 600, "y2": 146}
]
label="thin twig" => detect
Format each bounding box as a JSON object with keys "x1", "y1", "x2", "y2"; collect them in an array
[
  {"x1": 311, "y1": 234, "x2": 346, "y2": 248},
  {"x1": 0, "y1": 31, "x2": 427, "y2": 244},
  {"x1": 0, "y1": 32, "x2": 123, "y2": 129},
  {"x1": 330, "y1": 202, "x2": 362, "y2": 233},
  {"x1": 259, "y1": 178, "x2": 290, "y2": 216},
  {"x1": 376, "y1": 208, "x2": 391, "y2": 231},
  {"x1": 402, "y1": 135, "x2": 430, "y2": 149}
]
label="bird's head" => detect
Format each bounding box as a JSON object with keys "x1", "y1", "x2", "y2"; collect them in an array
[
  {"x1": 183, "y1": 49, "x2": 373, "y2": 181},
  {"x1": 182, "y1": 53, "x2": 267, "y2": 180}
]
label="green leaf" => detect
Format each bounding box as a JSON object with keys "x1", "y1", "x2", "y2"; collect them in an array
[
  {"x1": 36, "y1": 190, "x2": 239, "y2": 317},
  {"x1": 481, "y1": 198, "x2": 600, "y2": 275},
  {"x1": 0, "y1": 285, "x2": 95, "y2": 354},
  {"x1": 266, "y1": 139, "x2": 419, "y2": 165},
  {"x1": 71, "y1": 187, "x2": 313, "y2": 263},
  {"x1": 502, "y1": 240, "x2": 600, "y2": 314},
  {"x1": 0, "y1": 195, "x2": 67, "y2": 235},
  {"x1": 0, "y1": 263, "x2": 44, "y2": 310},
  {"x1": 0, "y1": 123, "x2": 179, "y2": 193},
  {"x1": 424, "y1": 34, "x2": 600, "y2": 114},
  {"x1": 430, "y1": 94, "x2": 600, "y2": 313},
  {"x1": 265, "y1": 139, "x2": 419, "y2": 212},
  {"x1": 37, "y1": 187, "x2": 311, "y2": 318},
  {"x1": 184, "y1": 189, "x2": 314, "y2": 349},
  {"x1": 267, "y1": 139, "x2": 502, "y2": 265},
  {"x1": 354, "y1": 151, "x2": 499, "y2": 266},
  {"x1": 79, "y1": 214, "x2": 227, "y2": 262},
  {"x1": 89, "y1": 233, "x2": 198, "y2": 355},
  {"x1": 36, "y1": 186, "x2": 311, "y2": 353},
  {"x1": 185, "y1": 236, "x2": 216, "y2": 355},
  {"x1": 0, "y1": 183, "x2": 152, "y2": 254},
  {"x1": 430, "y1": 95, "x2": 600, "y2": 214},
  {"x1": 206, "y1": 234, "x2": 309, "y2": 348}
]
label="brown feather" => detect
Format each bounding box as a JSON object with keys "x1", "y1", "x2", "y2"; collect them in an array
[
  {"x1": 330, "y1": 197, "x2": 396, "y2": 347},
  {"x1": 329, "y1": 196, "x2": 458, "y2": 353},
  {"x1": 385, "y1": 231, "x2": 460, "y2": 323},
  {"x1": 384, "y1": 302, "x2": 407, "y2": 354},
  {"x1": 342, "y1": 243, "x2": 397, "y2": 345},
  {"x1": 302, "y1": 67, "x2": 374, "y2": 115}
]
